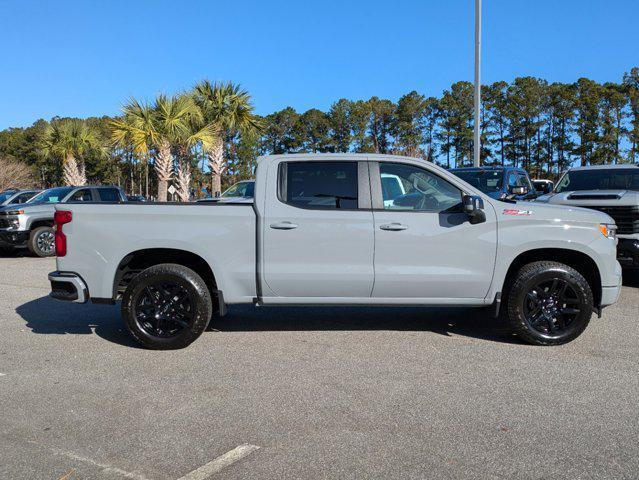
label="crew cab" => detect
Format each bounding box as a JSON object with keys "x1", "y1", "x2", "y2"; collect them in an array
[
  {"x1": 535, "y1": 165, "x2": 639, "y2": 268},
  {"x1": 49, "y1": 154, "x2": 621, "y2": 349},
  {"x1": 0, "y1": 185, "x2": 127, "y2": 257}
]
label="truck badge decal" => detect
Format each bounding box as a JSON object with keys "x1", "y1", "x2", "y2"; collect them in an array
[{"x1": 503, "y1": 209, "x2": 532, "y2": 216}]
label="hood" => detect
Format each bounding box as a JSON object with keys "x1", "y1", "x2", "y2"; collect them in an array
[
  {"x1": 490, "y1": 199, "x2": 613, "y2": 225},
  {"x1": 0, "y1": 202, "x2": 55, "y2": 214},
  {"x1": 538, "y1": 189, "x2": 639, "y2": 207}
]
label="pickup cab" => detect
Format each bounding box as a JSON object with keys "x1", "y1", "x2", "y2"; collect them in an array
[{"x1": 49, "y1": 154, "x2": 622, "y2": 349}]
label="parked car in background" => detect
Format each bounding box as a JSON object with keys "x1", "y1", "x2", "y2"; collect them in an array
[
  {"x1": 127, "y1": 194, "x2": 146, "y2": 202},
  {"x1": 450, "y1": 166, "x2": 537, "y2": 201},
  {"x1": 0, "y1": 185, "x2": 127, "y2": 257},
  {"x1": 49, "y1": 154, "x2": 620, "y2": 349},
  {"x1": 197, "y1": 180, "x2": 255, "y2": 203},
  {"x1": 535, "y1": 164, "x2": 639, "y2": 268},
  {"x1": 532, "y1": 179, "x2": 554, "y2": 195},
  {"x1": 0, "y1": 189, "x2": 40, "y2": 206}
]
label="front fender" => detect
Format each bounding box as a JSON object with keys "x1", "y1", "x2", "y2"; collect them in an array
[{"x1": 490, "y1": 218, "x2": 620, "y2": 299}]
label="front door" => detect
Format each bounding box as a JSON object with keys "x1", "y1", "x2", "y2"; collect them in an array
[
  {"x1": 371, "y1": 161, "x2": 497, "y2": 300},
  {"x1": 262, "y1": 160, "x2": 375, "y2": 299}
]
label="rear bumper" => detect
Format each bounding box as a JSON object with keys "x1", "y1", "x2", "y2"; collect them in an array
[
  {"x1": 48, "y1": 271, "x2": 89, "y2": 303},
  {"x1": 617, "y1": 238, "x2": 639, "y2": 268}
]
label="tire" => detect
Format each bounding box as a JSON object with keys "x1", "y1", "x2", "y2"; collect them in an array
[
  {"x1": 121, "y1": 263, "x2": 213, "y2": 350},
  {"x1": 28, "y1": 226, "x2": 56, "y2": 257},
  {"x1": 506, "y1": 261, "x2": 594, "y2": 346}
]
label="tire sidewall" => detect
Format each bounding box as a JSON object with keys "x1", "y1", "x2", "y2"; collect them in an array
[
  {"x1": 29, "y1": 227, "x2": 55, "y2": 257},
  {"x1": 122, "y1": 265, "x2": 212, "y2": 349},
  {"x1": 509, "y1": 264, "x2": 593, "y2": 345}
]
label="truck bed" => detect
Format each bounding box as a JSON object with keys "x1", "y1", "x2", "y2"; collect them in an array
[{"x1": 55, "y1": 203, "x2": 257, "y2": 303}]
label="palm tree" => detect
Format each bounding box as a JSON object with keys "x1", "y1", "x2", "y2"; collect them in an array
[
  {"x1": 111, "y1": 94, "x2": 214, "y2": 201},
  {"x1": 193, "y1": 81, "x2": 262, "y2": 196},
  {"x1": 39, "y1": 119, "x2": 103, "y2": 186}
]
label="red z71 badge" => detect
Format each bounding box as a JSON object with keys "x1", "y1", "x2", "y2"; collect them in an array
[{"x1": 503, "y1": 209, "x2": 532, "y2": 216}]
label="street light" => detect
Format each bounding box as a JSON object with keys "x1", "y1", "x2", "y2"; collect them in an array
[{"x1": 473, "y1": 0, "x2": 482, "y2": 167}]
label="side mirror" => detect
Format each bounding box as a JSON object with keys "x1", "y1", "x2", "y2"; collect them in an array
[
  {"x1": 462, "y1": 195, "x2": 486, "y2": 224},
  {"x1": 509, "y1": 185, "x2": 527, "y2": 196}
]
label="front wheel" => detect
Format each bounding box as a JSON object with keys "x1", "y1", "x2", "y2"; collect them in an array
[
  {"x1": 28, "y1": 226, "x2": 56, "y2": 257},
  {"x1": 121, "y1": 263, "x2": 213, "y2": 349},
  {"x1": 506, "y1": 261, "x2": 594, "y2": 346}
]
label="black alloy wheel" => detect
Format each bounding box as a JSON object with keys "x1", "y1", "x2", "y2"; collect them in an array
[
  {"x1": 134, "y1": 282, "x2": 195, "y2": 338},
  {"x1": 121, "y1": 263, "x2": 213, "y2": 349},
  {"x1": 507, "y1": 261, "x2": 593, "y2": 346},
  {"x1": 523, "y1": 278, "x2": 581, "y2": 337}
]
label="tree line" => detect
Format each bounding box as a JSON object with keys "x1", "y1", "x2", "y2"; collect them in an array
[{"x1": 0, "y1": 67, "x2": 637, "y2": 201}]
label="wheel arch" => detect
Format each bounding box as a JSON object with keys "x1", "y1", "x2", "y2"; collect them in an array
[
  {"x1": 502, "y1": 248, "x2": 602, "y2": 307},
  {"x1": 29, "y1": 219, "x2": 55, "y2": 230},
  {"x1": 113, "y1": 248, "x2": 218, "y2": 303}
]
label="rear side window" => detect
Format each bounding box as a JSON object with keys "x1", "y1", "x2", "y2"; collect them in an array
[
  {"x1": 281, "y1": 162, "x2": 358, "y2": 209},
  {"x1": 98, "y1": 188, "x2": 121, "y2": 202}
]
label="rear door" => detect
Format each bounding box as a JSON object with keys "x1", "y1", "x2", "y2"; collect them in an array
[
  {"x1": 262, "y1": 160, "x2": 375, "y2": 298},
  {"x1": 370, "y1": 161, "x2": 497, "y2": 299}
]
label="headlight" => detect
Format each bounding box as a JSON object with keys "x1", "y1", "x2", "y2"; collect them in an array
[
  {"x1": 5, "y1": 210, "x2": 24, "y2": 216},
  {"x1": 599, "y1": 223, "x2": 617, "y2": 239}
]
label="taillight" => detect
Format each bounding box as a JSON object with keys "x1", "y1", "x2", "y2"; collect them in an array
[{"x1": 54, "y1": 210, "x2": 72, "y2": 257}]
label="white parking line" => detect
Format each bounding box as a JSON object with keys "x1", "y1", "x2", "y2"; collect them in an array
[{"x1": 177, "y1": 444, "x2": 260, "y2": 480}]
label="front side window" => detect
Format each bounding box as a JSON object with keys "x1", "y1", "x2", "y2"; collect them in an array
[
  {"x1": 517, "y1": 173, "x2": 532, "y2": 190},
  {"x1": 68, "y1": 189, "x2": 93, "y2": 202},
  {"x1": 14, "y1": 193, "x2": 34, "y2": 204},
  {"x1": 507, "y1": 173, "x2": 518, "y2": 187},
  {"x1": 379, "y1": 163, "x2": 462, "y2": 212},
  {"x1": 282, "y1": 162, "x2": 358, "y2": 209}
]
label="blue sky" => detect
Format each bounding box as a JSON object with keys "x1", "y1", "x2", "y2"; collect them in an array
[{"x1": 1, "y1": 0, "x2": 637, "y2": 130}]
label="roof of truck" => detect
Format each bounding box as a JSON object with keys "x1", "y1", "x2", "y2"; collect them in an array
[{"x1": 568, "y1": 164, "x2": 638, "y2": 171}]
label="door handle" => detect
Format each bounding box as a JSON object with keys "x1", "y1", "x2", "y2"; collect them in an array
[
  {"x1": 270, "y1": 221, "x2": 299, "y2": 230},
  {"x1": 380, "y1": 223, "x2": 408, "y2": 231}
]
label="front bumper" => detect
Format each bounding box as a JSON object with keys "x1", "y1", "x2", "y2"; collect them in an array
[
  {"x1": 48, "y1": 271, "x2": 89, "y2": 303},
  {"x1": 617, "y1": 238, "x2": 639, "y2": 268},
  {"x1": 0, "y1": 230, "x2": 29, "y2": 248}
]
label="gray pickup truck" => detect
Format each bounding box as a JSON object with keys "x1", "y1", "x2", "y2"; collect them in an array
[
  {"x1": 49, "y1": 154, "x2": 621, "y2": 349},
  {"x1": 0, "y1": 185, "x2": 126, "y2": 257},
  {"x1": 535, "y1": 165, "x2": 639, "y2": 268}
]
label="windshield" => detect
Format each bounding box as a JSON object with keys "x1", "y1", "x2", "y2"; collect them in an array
[
  {"x1": 555, "y1": 169, "x2": 639, "y2": 193},
  {"x1": 222, "y1": 181, "x2": 254, "y2": 198},
  {"x1": 451, "y1": 170, "x2": 503, "y2": 193},
  {"x1": 0, "y1": 191, "x2": 15, "y2": 203},
  {"x1": 28, "y1": 187, "x2": 74, "y2": 204}
]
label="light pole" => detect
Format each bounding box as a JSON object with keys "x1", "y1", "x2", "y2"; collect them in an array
[{"x1": 473, "y1": 0, "x2": 482, "y2": 167}]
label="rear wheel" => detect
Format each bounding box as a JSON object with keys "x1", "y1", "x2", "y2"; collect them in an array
[
  {"x1": 28, "y1": 226, "x2": 55, "y2": 257},
  {"x1": 121, "y1": 263, "x2": 213, "y2": 349},
  {"x1": 506, "y1": 261, "x2": 594, "y2": 346}
]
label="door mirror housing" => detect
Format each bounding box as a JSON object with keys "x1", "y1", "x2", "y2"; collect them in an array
[
  {"x1": 508, "y1": 185, "x2": 527, "y2": 196},
  {"x1": 462, "y1": 195, "x2": 486, "y2": 224}
]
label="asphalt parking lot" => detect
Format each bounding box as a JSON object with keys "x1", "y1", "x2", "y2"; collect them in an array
[{"x1": 1, "y1": 254, "x2": 638, "y2": 480}]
